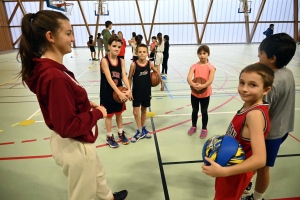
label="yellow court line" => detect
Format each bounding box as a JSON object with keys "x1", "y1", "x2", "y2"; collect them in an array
[
  {"x1": 11, "y1": 122, "x2": 19, "y2": 127},
  {"x1": 0, "y1": 130, "x2": 3, "y2": 133},
  {"x1": 34, "y1": 113, "x2": 41, "y2": 117}
]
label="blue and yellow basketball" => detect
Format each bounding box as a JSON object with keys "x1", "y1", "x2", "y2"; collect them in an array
[{"x1": 202, "y1": 135, "x2": 245, "y2": 166}]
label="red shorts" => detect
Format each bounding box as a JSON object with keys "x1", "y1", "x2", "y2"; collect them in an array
[{"x1": 214, "y1": 171, "x2": 253, "y2": 200}]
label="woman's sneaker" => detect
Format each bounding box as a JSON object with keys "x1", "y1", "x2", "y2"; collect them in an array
[
  {"x1": 188, "y1": 126, "x2": 197, "y2": 135},
  {"x1": 200, "y1": 129, "x2": 208, "y2": 139},
  {"x1": 113, "y1": 190, "x2": 128, "y2": 200}
]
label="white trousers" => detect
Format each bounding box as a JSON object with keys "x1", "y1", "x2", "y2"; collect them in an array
[
  {"x1": 154, "y1": 52, "x2": 164, "y2": 65},
  {"x1": 50, "y1": 131, "x2": 113, "y2": 200}
]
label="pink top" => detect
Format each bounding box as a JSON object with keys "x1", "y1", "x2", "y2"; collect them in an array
[{"x1": 190, "y1": 62, "x2": 215, "y2": 98}]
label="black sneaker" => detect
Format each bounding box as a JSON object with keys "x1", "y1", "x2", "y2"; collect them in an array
[
  {"x1": 244, "y1": 181, "x2": 252, "y2": 194},
  {"x1": 113, "y1": 190, "x2": 128, "y2": 200},
  {"x1": 241, "y1": 194, "x2": 264, "y2": 200}
]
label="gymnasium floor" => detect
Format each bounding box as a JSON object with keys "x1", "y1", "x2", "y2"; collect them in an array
[{"x1": 0, "y1": 44, "x2": 299, "y2": 200}]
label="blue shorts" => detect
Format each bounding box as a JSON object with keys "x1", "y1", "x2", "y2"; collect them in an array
[{"x1": 265, "y1": 133, "x2": 289, "y2": 167}]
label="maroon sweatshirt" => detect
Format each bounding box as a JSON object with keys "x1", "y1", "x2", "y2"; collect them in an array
[{"x1": 26, "y1": 58, "x2": 103, "y2": 143}]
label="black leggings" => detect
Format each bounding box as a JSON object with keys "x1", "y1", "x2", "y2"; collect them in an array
[
  {"x1": 191, "y1": 95, "x2": 210, "y2": 129},
  {"x1": 161, "y1": 55, "x2": 168, "y2": 74}
]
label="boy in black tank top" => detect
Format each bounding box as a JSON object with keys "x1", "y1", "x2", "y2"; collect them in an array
[
  {"x1": 100, "y1": 36, "x2": 133, "y2": 148},
  {"x1": 128, "y1": 44, "x2": 164, "y2": 142}
]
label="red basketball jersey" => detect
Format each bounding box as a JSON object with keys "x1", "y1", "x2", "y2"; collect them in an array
[{"x1": 214, "y1": 103, "x2": 270, "y2": 200}]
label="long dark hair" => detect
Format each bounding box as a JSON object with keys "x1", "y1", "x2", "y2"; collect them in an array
[
  {"x1": 135, "y1": 36, "x2": 141, "y2": 46},
  {"x1": 18, "y1": 10, "x2": 69, "y2": 83},
  {"x1": 157, "y1": 32, "x2": 162, "y2": 45}
]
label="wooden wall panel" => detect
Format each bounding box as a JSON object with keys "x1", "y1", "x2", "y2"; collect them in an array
[{"x1": 0, "y1": 0, "x2": 13, "y2": 51}]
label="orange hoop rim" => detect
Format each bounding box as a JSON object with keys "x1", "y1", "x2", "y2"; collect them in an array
[{"x1": 56, "y1": 2, "x2": 74, "y2": 8}]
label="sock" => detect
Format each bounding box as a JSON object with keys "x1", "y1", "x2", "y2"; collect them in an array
[
  {"x1": 138, "y1": 128, "x2": 142, "y2": 133},
  {"x1": 107, "y1": 132, "x2": 112, "y2": 137},
  {"x1": 118, "y1": 128, "x2": 123, "y2": 134},
  {"x1": 253, "y1": 190, "x2": 264, "y2": 200}
]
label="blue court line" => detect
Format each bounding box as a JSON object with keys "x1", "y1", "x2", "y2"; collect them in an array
[
  {"x1": 181, "y1": 80, "x2": 187, "y2": 84},
  {"x1": 156, "y1": 98, "x2": 163, "y2": 100},
  {"x1": 162, "y1": 81, "x2": 173, "y2": 99}
]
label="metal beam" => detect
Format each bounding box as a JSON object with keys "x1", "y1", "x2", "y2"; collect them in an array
[
  {"x1": 147, "y1": 0, "x2": 158, "y2": 46},
  {"x1": 199, "y1": 0, "x2": 214, "y2": 44},
  {"x1": 39, "y1": 0, "x2": 44, "y2": 10},
  {"x1": 77, "y1": 0, "x2": 91, "y2": 36},
  {"x1": 8, "y1": 2, "x2": 19, "y2": 24},
  {"x1": 294, "y1": 0, "x2": 298, "y2": 41},
  {"x1": 190, "y1": 0, "x2": 200, "y2": 44},
  {"x1": 250, "y1": 0, "x2": 266, "y2": 42},
  {"x1": 13, "y1": 35, "x2": 21, "y2": 46},
  {"x1": 17, "y1": 0, "x2": 26, "y2": 15},
  {"x1": 244, "y1": 13, "x2": 250, "y2": 43},
  {"x1": 135, "y1": 0, "x2": 147, "y2": 44}
]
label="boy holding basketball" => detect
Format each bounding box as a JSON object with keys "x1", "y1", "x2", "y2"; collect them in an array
[
  {"x1": 100, "y1": 36, "x2": 132, "y2": 148},
  {"x1": 202, "y1": 63, "x2": 274, "y2": 200},
  {"x1": 243, "y1": 33, "x2": 296, "y2": 200},
  {"x1": 187, "y1": 45, "x2": 216, "y2": 139},
  {"x1": 128, "y1": 44, "x2": 164, "y2": 142}
]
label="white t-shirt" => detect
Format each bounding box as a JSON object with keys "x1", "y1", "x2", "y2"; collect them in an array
[{"x1": 156, "y1": 41, "x2": 164, "y2": 53}]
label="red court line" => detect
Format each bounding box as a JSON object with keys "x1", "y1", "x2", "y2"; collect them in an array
[
  {"x1": 0, "y1": 155, "x2": 52, "y2": 161},
  {"x1": 44, "y1": 137, "x2": 50, "y2": 140},
  {"x1": 21, "y1": 139, "x2": 37, "y2": 143},
  {"x1": 0, "y1": 142, "x2": 15, "y2": 146},
  {"x1": 165, "y1": 111, "x2": 173, "y2": 114},
  {"x1": 186, "y1": 104, "x2": 191, "y2": 106},
  {"x1": 289, "y1": 133, "x2": 300, "y2": 142},
  {"x1": 176, "y1": 107, "x2": 184, "y2": 110}
]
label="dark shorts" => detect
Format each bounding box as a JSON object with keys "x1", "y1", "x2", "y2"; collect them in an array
[
  {"x1": 265, "y1": 133, "x2": 289, "y2": 167},
  {"x1": 90, "y1": 46, "x2": 95, "y2": 52},
  {"x1": 132, "y1": 99, "x2": 150, "y2": 107},
  {"x1": 100, "y1": 100, "x2": 126, "y2": 117}
]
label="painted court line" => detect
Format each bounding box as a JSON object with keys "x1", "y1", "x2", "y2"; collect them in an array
[{"x1": 22, "y1": 139, "x2": 37, "y2": 143}]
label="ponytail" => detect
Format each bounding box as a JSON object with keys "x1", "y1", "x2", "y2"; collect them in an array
[{"x1": 18, "y1": 10, "x2": 69, "y2": 83}]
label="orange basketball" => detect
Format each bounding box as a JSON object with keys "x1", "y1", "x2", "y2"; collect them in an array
[
  {"x1": 190, "y1": 77, "x2": 207, "y2": 94},
  {"x1": 151, "y1": 72, "x2": 161, "y2": 87},
  {"x1": 113, "y1": 86, "x2": 128, "y2": 104}
]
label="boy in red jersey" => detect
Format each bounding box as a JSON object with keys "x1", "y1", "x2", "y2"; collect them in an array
[{"x1": 202, "y1": 63, "x2": 274, "y2": 200}]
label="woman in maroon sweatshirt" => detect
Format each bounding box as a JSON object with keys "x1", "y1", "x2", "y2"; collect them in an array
[{"x1": 18, "y1": 10, "x2": 127, "y2": 200}]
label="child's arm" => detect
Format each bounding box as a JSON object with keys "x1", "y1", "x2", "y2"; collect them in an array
[
  {"x1": 202, "y1": 110, "x2": 266, "y2": 177},
  {"x1": 101, "y1": 58, "x2": 128, "y2": 102},
  {"x1": 128, "y1": 62, "x2": 135, "y2": 94},
  {"x1": 201, "y1": 67, "x2": 216, "y2": 88},
  {"x1": 187, "y1": 67, "x2": 197, "y2": 88},
  {"x1": 121, "y1": 59, "x2": 133, "y2": 100},
  {"x1": 150, "y1": 61, "x2": 164, "y2": 91},
  {"x1": 87, "y1": 42, "x2": 90, "y2": 48}
]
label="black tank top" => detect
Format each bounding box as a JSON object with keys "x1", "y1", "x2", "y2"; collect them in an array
[
  {"x1": 100, "y1": 55, "x2": 123, "y2": 102},
  {"x1": 132, "y1": 60, "x2": 151, "y2": 101}
]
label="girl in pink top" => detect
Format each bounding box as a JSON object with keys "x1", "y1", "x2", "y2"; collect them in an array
[{"x1": 187, "y1": 45, "x2": 216, "y2": 138}]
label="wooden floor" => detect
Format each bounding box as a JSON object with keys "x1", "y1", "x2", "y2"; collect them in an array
[{"x1": 0, "y1": 44, "x2": 299, "y2": 200}]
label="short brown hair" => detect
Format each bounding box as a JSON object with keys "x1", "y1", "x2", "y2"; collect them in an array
[
  {"x1": 240, "y1": 63, "x2": 274, "y2": 88},
  {"x1": 108, "y1": 36, "x2": 122, "y2": 45},
  {"x1": 197, "y1": 45, "x2": 210, "y2": 55},
  {"x1": 136, "y1": 44, "x2": 148, "y2": 52}
]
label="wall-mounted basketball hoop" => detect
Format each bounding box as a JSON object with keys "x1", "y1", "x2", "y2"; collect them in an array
[
  {"x1": 46, "y1": 0, "x2": 74, "y2": 15},
  {"x1": 238, "y1": 0, "x2": 252, "y2": 14},
  {"x1": 94, "y1": 0, "x2": 109, "y2": 16}
]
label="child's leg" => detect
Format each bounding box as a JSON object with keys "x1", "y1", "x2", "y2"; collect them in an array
[
  {"x1": 101, "y1": 50, "x2": 104, "y2": 58},
  {"x1": 162, "y1": 56, "x2": 167, "y2": 74},
  {"x1": 191, "y1": 94, "x2": 200, "y2": 127},
  {"x1": 90, "y1": 52, "x2": 93, "y2": 59},
  {"x1": 133, "y1": 107, "x2": 142, "y2": 130},
  {"x1": 105, "y1": 116, "x2": 113, "y2": 135},
  {"x1": 164, "y1": 57, "x2": 169, "y2": 74},
  {"x1": 116, "y1": 114, "x2": 123, "y2": 134},
  {"x1": 97, "y1": 49, "x2": 100, "y2": 59},
  {"x1": 141, "y1": 106, "x2": 147, "y2": 127},
  {"x1": 199, "y1": 96, "x2": 210, "y2": 129}
]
